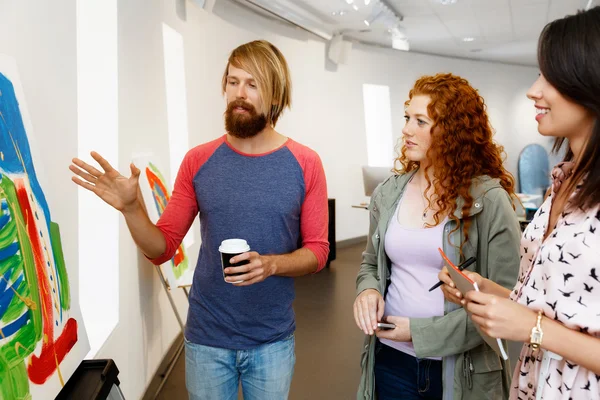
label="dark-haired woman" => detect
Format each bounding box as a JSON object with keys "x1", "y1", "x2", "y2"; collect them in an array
[{"x1": 440, "y1": 6, "x2": 600, "y2": 399}]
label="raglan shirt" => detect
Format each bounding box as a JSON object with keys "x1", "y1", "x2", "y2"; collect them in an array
[{"x1": 149, "y1": 135, "x2": 329, "y2": 349}]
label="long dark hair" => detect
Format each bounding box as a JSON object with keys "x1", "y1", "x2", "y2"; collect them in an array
[{"x1": 538, "y1": 6, "x2": 600, "y2": 210}]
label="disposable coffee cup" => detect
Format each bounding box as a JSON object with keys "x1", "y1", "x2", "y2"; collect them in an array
[{"x1": 219, "y1": 239, "x2": 250, "y2": 283}]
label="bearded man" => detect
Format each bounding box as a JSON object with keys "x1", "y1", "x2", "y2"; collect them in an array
[{"x1": 69, "y1": 40, "x2": 329, "y2": 400}]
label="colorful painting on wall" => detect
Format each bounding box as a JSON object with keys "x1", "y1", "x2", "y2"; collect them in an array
[
  {"x1": 0, "y1": 55, "x2": 89, "y2": 399},
  {"x1": 136, "y1": 156, "x2": 193, "y2": 288}
]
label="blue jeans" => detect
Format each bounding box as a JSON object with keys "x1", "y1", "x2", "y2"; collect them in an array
[
  {"x1": 184, "y1": 334, "x2": 295, "y2": 400},
  {"x1": 374, "y1": 341, "x2": 443, "y2": 400}
]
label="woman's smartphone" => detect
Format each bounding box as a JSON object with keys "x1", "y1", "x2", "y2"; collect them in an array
[{"x1": 377, "y1": 322, "x2": 396, "y2": 330}]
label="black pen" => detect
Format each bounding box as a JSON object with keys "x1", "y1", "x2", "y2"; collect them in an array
[{"x1": 428, "y1": 257, "x2": 476, "y2": 292}]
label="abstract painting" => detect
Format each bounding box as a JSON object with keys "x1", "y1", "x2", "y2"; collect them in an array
[
  {"x1": 136, "y1": 156, "x2": 193, "y2": 288},
  {"x1": 0, "y1": 55, "x2": 89, "y2": 399}
]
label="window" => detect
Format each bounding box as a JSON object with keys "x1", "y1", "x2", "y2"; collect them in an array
[
  {"x1": 362, "y1": 84, "x2": 394, "y2": 167},
  {"x1": 76, "y1": 0, "x2": 118, "y2": 358},
  {"x1": 162, "y1": 23, "x2": 195, "y2": 248}
]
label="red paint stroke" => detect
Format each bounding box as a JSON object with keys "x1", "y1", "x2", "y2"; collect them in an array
[
  {"x1": 145, "y1": 168, "x2": 170, "y2": 209},
  {"x1": 28, "y1": 318, "x2": 78, "y2": 384},
  {"x1": 14, "y1": 180, "x2": 77, "y2": 384},
  {"x1": 146, "y1": 168, "x2": 185, "y2": 267},
  {"x1": 173, "y1": 246, "x2": 185, "y2": 266}
]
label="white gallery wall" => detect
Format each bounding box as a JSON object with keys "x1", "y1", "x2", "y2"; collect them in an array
[{"x1": 0, "y1": 0, "x2": 548, "y2": 398}]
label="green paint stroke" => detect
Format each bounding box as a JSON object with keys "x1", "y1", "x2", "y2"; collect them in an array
[
  {"x1": 0, "y1": 174, "x2": 43, "y2": 399},
  {"x1": 172, "y1": 251, "x2": 188, "y2": 279},
  {"x1": 0, "y1": 358, "x2": 32, "y2": 400},
  {"x1": 2, "y1": 279, "x2": 29, "y2": 323},
  {"x1": 0, "y1": 174, "x2": 42, "y2": 343},
  {"x1": 0, "y1": 211, "x2": 16, "y2": 244},
  {"x1": 148, "y1": 162, "x2": 167, "y2": 184},
  {"x1": 50, "y1": 222, "x2": 70, "y2": 310}
]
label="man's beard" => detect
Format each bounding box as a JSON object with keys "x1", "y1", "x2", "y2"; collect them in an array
[{"x1": 224, "y1": 100, "x2": 268, "y2": 139}]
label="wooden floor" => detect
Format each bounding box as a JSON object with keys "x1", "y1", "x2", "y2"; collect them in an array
[{"x1": 156, "y1": 241, "x2": 366, "y2": 400}]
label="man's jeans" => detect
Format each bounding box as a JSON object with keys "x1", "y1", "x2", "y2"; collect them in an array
[{"x1": 185, "y1": 334, "x2": 295, "y2": 400}]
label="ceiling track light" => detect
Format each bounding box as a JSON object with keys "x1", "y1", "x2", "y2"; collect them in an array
[{"x1": 377, "y1": 0, "x2": 404, "y2": 21}]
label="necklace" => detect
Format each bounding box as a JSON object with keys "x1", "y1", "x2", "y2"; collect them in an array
[
  {"x1": 418, "y1": 184, "x2": 429, "y2": 222},
  {"x1": 399, "y1": 174, "x2": 430, "y2": 226}
]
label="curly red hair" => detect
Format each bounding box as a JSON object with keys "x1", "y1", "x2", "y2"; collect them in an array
[{"x1": 394, "y1": 73, "x2": 515, "y2": 247}]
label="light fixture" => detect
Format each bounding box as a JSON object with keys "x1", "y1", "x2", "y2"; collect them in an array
[
  {"x1": 437, "y1": 0, "x2": 458, "y2": 4},
  {"x1": 392, "y1": 37, "x2": 409, "y2": 51},
  {"x1": 364, "y1": 19, "x2": 370, "y2": 26},
  {"x1": 389, "y1": 25, "x2": 409, "y2": 51},
  {"x1": 462, "y1": 37, "x2": 475, "y2": 42},
  {"x1": 364, "y1": 0, "x2": 371, "y2": 4},
  {"x1": 345, "y1": 0, "x2": 354, "y2": 4},
  {"x1": 367, "y1": 1, "x2": 404, "y2": 28},
  {"x1": 339, "y1": 10, "x2": 346, "y2": 15},
  {"x1": 353, "y1": 4, "x2": 359, "y2": 10}
]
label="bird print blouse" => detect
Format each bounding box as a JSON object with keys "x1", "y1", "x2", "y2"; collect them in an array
[{"x1": 509, "y1": 162, "x2": 600, "y2": 400}]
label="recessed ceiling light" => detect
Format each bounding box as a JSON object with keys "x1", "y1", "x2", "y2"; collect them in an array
[
  {"x1": 463, "y1": 37, "x2": 475, "y2": 42},
  {"x1": 353, "y1": 4, "x2": 359, "y2": 10},
  {"x1": 345, "y1": 0, "x2": 354, "y2": 4},
  {"x1": 364, "y1": 0, "x2": 371, "y2": 4},
  {"x1": 364, "y1": 19, "x2": 370, "y2": 26},
  {"x1": 437, "y1": 0, "x2": 458, "y2": 4},
  {"x1": 339, "y1": 10, "x2": 346, "y2": 15}
]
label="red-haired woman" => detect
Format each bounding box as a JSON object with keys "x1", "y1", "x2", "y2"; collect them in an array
[{"x1": 354, "y1": 73, "x2": 521, "y2": 400}]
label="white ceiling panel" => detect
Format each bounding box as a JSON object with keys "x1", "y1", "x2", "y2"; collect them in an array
[
  {"x1": 233, "y1": 0, "x2": 594, "y2": 66},
  {"x1": 441, "y1": 19, "x2": 479, "y2": 40}
]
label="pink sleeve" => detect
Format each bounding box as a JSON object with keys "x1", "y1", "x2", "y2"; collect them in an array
[
  {"x1": 288, "y1": 142, "x2": 330, "y2": 272},
  {"x1": 148, "y1": 138, "x2": 223, "y2": 265}
]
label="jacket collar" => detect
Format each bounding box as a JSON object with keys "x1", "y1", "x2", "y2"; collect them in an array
[{"x1": 381, "y1": 170, "x2": 504, "y2": 219}]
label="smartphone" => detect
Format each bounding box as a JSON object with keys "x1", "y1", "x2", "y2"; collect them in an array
[{"x1": 377, "y1": 322, "x2": 395, "y2": 330}]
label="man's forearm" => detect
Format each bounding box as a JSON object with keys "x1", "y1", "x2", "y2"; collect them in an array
[
  {"x1": 266, "y1": 248, "x2": 319, "y2": 277},
  {"x1": 122, "y1": 201, "x2": 167, "y2": 259}
]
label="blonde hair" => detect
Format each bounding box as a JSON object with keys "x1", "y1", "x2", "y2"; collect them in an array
[{"x1": 221, "y1": 40, "x2": 292, "y2": 126}]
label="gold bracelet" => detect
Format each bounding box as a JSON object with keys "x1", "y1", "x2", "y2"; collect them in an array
[{"x1": 530, "y1": 310, "x2": 544, "y2": 350}]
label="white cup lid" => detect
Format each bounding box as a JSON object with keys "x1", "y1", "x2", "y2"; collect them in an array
[{"x1": 219, "y1": 239, "x2": 250, "y2": 254}]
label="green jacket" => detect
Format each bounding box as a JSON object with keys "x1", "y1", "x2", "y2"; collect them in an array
[{"x1": 356, "y1": 171, "x2": 521, "y2": 400}]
